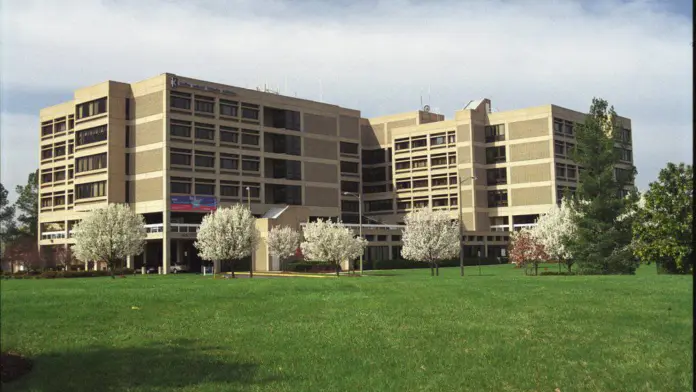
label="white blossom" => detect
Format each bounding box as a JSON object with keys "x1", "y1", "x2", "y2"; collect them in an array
[
  {"x1": 400, "y1": 208, "x2": 460, "y2": 264},
  {"x1": 267, "y1": 225, "x2": 300, "y2": 260},
  {"x1": 530, "y1": 198, "x2": 576, "y2": 261},
  {"x1": 194, "y1": 204, "x2": 259, "y2": 272},
  {"x1": 300, "y1": 219, "x2": 367, "y2": 274},
  {"x1": 71, "y1": 203, "x2": 146, "y2": 274}
]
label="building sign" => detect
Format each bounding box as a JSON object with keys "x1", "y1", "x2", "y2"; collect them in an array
[
  {"x1": 170, "y1": 196, "x2": 217, "y2": 212},
  {"x1": 170, "y1": 75, "x2": 237, "y2": 97}
]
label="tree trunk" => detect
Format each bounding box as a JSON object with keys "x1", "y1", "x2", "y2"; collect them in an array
[
  {"x1": 336, "y1": 263, "x2": 340, "y2": 277},
  {"x1": 534, "y1": 262, "x2": 538, "y2": 276},
  {"x1": 109, "y1": 260, "x2": 115, "y2": 279},
  {"x1": 231, "y1": 260, "x2": 236, "y2": 279},
  {"x1": 558, "y1": 260, "x2": 562, "y2": 273},
  {"x1": 436, "y1": 263, "x2": 439, "y2": 276},
  {"x1": 430, "y1": 262, "x2": 434, "y2": 277}
]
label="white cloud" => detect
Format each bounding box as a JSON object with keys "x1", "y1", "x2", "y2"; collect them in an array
[{"x1": 0, "y1": 0, "x2": 692, "y2": 190}]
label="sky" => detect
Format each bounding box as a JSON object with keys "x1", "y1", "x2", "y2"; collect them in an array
[{"x1": 0, "y1": 0, "x2": 692, "y2": 201}]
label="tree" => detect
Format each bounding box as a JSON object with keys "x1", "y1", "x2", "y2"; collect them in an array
[
  {"x1": 632, "y1": 162, "x2": 693, "y2": 274},
  {"x1": 0, "y1": 183, "x2": 17, "y2": 265},
  {"x1": 568, "y1": 98, "x2": 639, "y2": 275},
  {"x1": 400, "y1": 208, "x2": 460, "y2": 276},
  {"x1": 267, "y1": 226, "x2": 300, "y2": 272},
  {"x1": 53, "y1": 246, "x2": 78, "y2": 271},
  {"x1": 72, "y1": 203, "x2": 146, "y2": 278},
  {"x1": 532, "y1": 198, "x2": 576, "y2": 273},
  {"x1": 195, "y1": 204, "x2": 259, "y2": 278},
  {"x1": 300, "y1": 219, "x2": 367, "y2": 277},
  {"x1": 14, "y1": 170, "x2": 38, "y2": 238},
  {"x1": 509, "y1": 229, "x2": 549, "y2": 276},
  {"x1": 3, "y1": 235, "x2": 43, "y2": 272}
]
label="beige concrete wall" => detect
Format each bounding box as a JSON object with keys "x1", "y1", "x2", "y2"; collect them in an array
[
  {"x1": 457, "y1": 146, "x2": 472, "y2": 163},
  {"x1": 387, "y1": 118, "x2": 417, "y2": 130},
  {"x1": 304, "y1": 113, "x2": 337, "y2": 136},
  {"x1": 304, "y1": 138, "x2": 338, "y2": 160},
  {"x1": 508, "y1": 118, "x2": 549, "y2": 140},
  {"x1": 132, "y1": 177, "x2": 163, "y2": 202},
  {"x1": 509, "y1": 141, "x2": 550, "y2": 162},
  {"x1": 510, "y1": 163, "x2": 552, "y2": 184},
  {"x1": 132, "y1": 149, "x2": 163, "y2": 174},
  {"x1": 459, "y1": 189, "x2": 473, "y2": 206},
  {"x1": 361, "y1": 123, "x2": 380, "y2": 146},
  {"x1": 471, "y1": 124, "x2": 485, "y2": 143},
  {"x1": 304, "y1": 162, "x2": 338, "y2": 183},
  {"x1": 461, "y1": 212, "x2": 474, "y2": 231},
  {"x1": 456, "y1": 124, "x2": 471, "y2": 142},
  {"x1": 475, "y1": 212, "x2": 489, "y2": 231},
  {"x1": 305, "y1": 186, "x2": 339, "y2": 207},
  {"x1": 133, "y1": 119, "x2": 164, "y2": 146},
  {"x1": 510, "y1": 186, "x2": 552, "y2": 206},
  {"x1": 339, "y1": 115, "x2": 360, "y2": 139},
  {"x1": 134, "y1": 91, "x2": 164, "y2": 119}
]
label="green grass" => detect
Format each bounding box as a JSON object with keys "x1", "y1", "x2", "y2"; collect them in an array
[{"x1": 1, "y1": 264, "x2": 692, "y2": 392}]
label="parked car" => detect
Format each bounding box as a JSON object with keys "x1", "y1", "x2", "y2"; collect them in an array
[{"x1": 169, "y1": 264, "x2": 189, "y2": 274}]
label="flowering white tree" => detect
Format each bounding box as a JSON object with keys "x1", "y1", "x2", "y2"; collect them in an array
[
  {"x1": 300, "y1": 219, "x2": 367, "y2": 276},
  {"x1": 72, "y1": 203, "x2": 146, "y2": 278},
  {"x1": 531, "y1": 198, "x2": 577, "y2": 272},
  {"x1": 194, "y1": 204, "x2": 259, "y2": 278},
  {"x1": 267, "y1": 225, "x2": 300, "y2": 272},
  {"x1": 401, "y1": 208, "x2": 460, "y2": 276}
]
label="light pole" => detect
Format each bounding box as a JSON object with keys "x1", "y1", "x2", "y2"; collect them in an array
[
  {"x1": 458, "y1": 175, "x2": 477, "y2": 276},
  {"x1": 246, "y1": 186, "x2": 252, "y2": 278},
  {"x1": 342, "y1": 191, "x2": 363, "y2": 275}
]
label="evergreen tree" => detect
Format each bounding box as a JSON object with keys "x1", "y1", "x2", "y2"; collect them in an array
[
  {"x1": 568, "y1": 98, "x2": 639, "y2": 274},
  {"x1": 1, "y1": 183, "x2": 17, "y2": 262},
  {"x1": 14, "y1": 170, "x2": 39, "y2": 238}
]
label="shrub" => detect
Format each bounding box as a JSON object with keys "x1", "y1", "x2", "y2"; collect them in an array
[{"x1": 539, "y1": 271, "x2": 577, "y2": 276}]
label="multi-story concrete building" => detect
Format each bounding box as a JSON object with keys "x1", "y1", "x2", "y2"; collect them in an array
[{"x1": 37, "y1": 73, "x2": 634, "y2": 273}]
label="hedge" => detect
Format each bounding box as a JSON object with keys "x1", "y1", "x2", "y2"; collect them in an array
[
  {"x1": 1, "y1": 268, "x2": 135, "y2": 279},
  {"x1": 285, "y1": 257, "x2": 509, "y2": 272}
]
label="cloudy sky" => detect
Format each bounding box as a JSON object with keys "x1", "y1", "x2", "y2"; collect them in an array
[{"x1": 0, "y1": 0, "x2": 692, "y2": 200}]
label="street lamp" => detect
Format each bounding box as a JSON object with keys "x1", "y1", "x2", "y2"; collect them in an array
[
  {"x1": 458, "y1": 175, "x2": 477, "y2": 276},
  {"x1": 342, "y1": 191, "x2": 363, "y2": 275},
  {"x1": 245, "y1": 187, "x2": 251, "y2": 211}
]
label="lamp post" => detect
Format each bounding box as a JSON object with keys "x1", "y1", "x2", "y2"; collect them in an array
[
  {"x1": 458, "y1": 175, "x2": 477, "y2": 276},
  {"x1": 342, "y1": 191, "x2": 363, "y2": 275},
  {"x1": 246, "y1": 186, "x2": 252, "y2": 278}
]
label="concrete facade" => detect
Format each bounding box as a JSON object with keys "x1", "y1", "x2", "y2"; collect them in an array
[{"x1": 37, "y1": 75, "x2": 634, "y2": 272}]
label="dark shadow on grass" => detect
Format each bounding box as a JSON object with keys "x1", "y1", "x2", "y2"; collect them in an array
[{"x1": 5, "y1": 339, "x2": 282, "y2": 392}]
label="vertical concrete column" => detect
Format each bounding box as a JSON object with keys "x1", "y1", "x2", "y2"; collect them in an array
[
  {"x1": 176, "y1": 240, "x2": 183, "y2": 266},
  {"x1": 84, "y1": 260, "x2": 89, "y2": 271},
  {"x1": 126, "y1": 255, "x2": 133, "y2": 269},
  {"x1": 162, "y1": 213, "x2": 170, "y2": 275},
  {"x1": 143, "y1": 241, "x2": 148, "y2": 267},
  {"x1": 388, "y1": 245, "x2": 393, "y2": 260}
]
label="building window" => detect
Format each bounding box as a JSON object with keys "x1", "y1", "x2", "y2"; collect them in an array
[
  {"x1": 75, "y1": 181, "x2": 106, "y2": 199},
  {"x1": 170, "y1": 120, "x2": 192, "y2": 138},
  {"x1": 194, "y1": 96, "x2": 215, "y2": 114},
  {"x1": 220, "y1": 126, "x2": 239, "y2": 144},
  {"x1": 412, "y1": 138, "x2": 427, "y2": 149},
  {"x1": 413, "y1": 199, "x2": 428, "y2": 208},
  {"x1": 412, "y1": 158, "x2": 427, "y2": 169},
  {"x1": 265, "y1": 184, "x2": 302, "y2": 205},
  {"x1": 219, "y1": 99, "x2": 238, "y2": 117},
  {"x1": 431, "y1": 177, "x2": 448, "y2": 187},
  {"x1": 42, "y1": 123, "x2": 52, "y2": 137},
  {"x1": 54, "y1": 144, "x2": 66, "y2": 157},
  {"x1": 553, "y1": 118, "x2": 564, "y2": 134},
  {"x1": 76, "y1": 125, "x2": 107, "y2": 146},
  {"x1": 241, "y1": 129, "x2": 260, "y2": 146},
  {"x1": 76, "y1": 153, "x2": 107, "y2": 173},
  {"x1": 362, "y1": 149, "x2": 385, "y2": 164},
  {"x1": 430, "y1": 133, "x2": 446, "y2": 146},
  {"x1": 412, "y1": 178, "x2": 428, "y2": 189},
  {"x1": 220, "y1": 153, "x2": 239, "y2": 170},
  {"x1": 564, "y1": 121, "x2": 574, "y2": 136},
  {"x1": 195, "y1": 179, "x2": 215, "y2": 195},
  {"x1": 395, "y1": 160, "x2": 410, "y2": 170},
  {"x1": 220, "y1": 181, "x2": 239, "y2": 197},
  {"x1": 430, "y1": 154, "x2": 447, "y2": 167},
  {"x1": 54, "y1": 171, "x2": 66, "y2": 181},
  {"x1": 340, "y1": 181, "x2": 359, "y2": 193},
  {"x1": 171, "y1": 148, "x2": 192, "y2": 166},
  {"x1": 396, "y1": 180, "x2": 411, "y2": 190},
  {"x1": 365, "y1": 199, "x2": 392, "y2": 212},
  {"x1": 241, "y1": 155, "x2": 260, "y2": 172},
  {"x1": 55, "y1": 121, "x2": 67, "y2": 133},
  {"x1": 242, "y1": 182, "x2": 261, "y2": 198},
  {"x1": 340, "y1": 142, "x2": 359, "y2": 155},
  {"x1": 265, "y1": 133, "x2": 301, "y2": 156},
  {"x1": 567, "y1": 165, "x2": 577, "y2": 180},
  {"x1": 487, "y1": 190, "x2": 508, "y2": 207},
  {"x1": 341, "y1": 200, "x2": 360, "y2": 213},
  {"x1": 41, "y1": 172, "x2": 52, "y2": 184},
  {"x1": 171, "y1": 177, "x2": 191, "y2": 194},
  {"x1": 41, "y1": 198, "x2": 52, "y2": 208},
  {"x1": 395, "y1": 139, "x2": 410, "y2": 151},
  {"x1": 363, "y1": 184, "x2": 387, "y2": 193},
  {"x1": 616, "y1": 147, "x2": 632, "y2": 163},
  {"x1": 615, "y1": 168, "x2": 634, "y2": 184},
  {"x1": 554, "y1": 141, "x2": 565, "y2": 157},
  {"x1": 432, "y1": 197, "x2": 448, "y2": 207},
  {"x1": 194, "y1": 150, "x2": 215, "y2": 168},
  {"x1": 556, "y1": 163, "x2": 567, "y2": 179},
  {"x1": 485, "y1": 146, "x2": 506, "y2": 164},
  {"x1": 397, "y1": 200, "x2": 411, "y2": 210},
  {"x1": 620, "y1": 128, "x2": 631, "y2": 143},
  {"x1": 340, "y1": 161, "x2": 359, "y2": 174},
  {"x1": 484, "y1": 124, "x2": 505, "y2": 142},
  {"x1": 194, "y1": 123, "x2": 215, "y2": 141},
  {"x1": 486, "y1": 168, "x2": 507, "y2": 185},
  {"x1": 264, "y1": 107, "x2": 301, "y2": 131},
  {"x1": 76, "y1": 97, "x2": 107, "y2": 120},
  {"x1": 362, "y1": 167, "x2": 386, "y2": 182},
  {"x1": 171, "y1": 92, "x2": 191, "y2": 110},
  {"x1": 241, "y1": 104, "x2": 260, "y2": 120}
]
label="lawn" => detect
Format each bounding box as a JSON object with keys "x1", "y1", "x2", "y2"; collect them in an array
[{"x1": 1, "y1": 265, "x2": 692, "y2": 392}]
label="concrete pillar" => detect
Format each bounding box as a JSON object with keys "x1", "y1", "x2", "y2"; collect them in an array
[
  {"x1": 141, "y1": 266, "x2": 145, "y2": 275},
  {"x1": 126, "y1": 255, "x2": 133, "y2": 269},
  {"x1": 84, "y1": 260, "x2": 89, "y2": 271},
  {"x1": 176, "y1": 240, "x2": 183, "y2": 266},
  {"x1": 143, "y1": 242, "x2": 148, "y2": 267},
  {"x1": 162, "y1": 231, "x2": 170, "y2": 275},
  {"x1": 388, "y1": 245, "x2": 393, "y2": 260}
]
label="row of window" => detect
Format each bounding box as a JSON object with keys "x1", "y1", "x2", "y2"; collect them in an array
[
  {"x1": 41, "y1": 141, "x2": 74, "y2": 160},
  {"x1": 170, "y1": 120, "x2": 261, "y2": 146},
  {"x1": 76, "y1": 98, "x2": 107, "y2": 120},
  {"x1": 554, "y1": 140, "x2": 576, "y2": 158},
  {"x1": 362, "y1": 148, "x2": 391, "y2": 165},
  {"x1": 40, "y1": 166, "x2": 74, "y2": 184},
  {"x1": 41, "y1": 115, "x2": 74, "y2": 137},
  {"x1": 40, "y1": 193, "x2": 73, "y2": 209},
  {"x1": 485, "y1": 124, "x2": 505, "y2": 142},
  {"x1": 170, "y1": 149, "x2": 262, "y2": 172},
  {"x1": 396, "y1": 195, "x2": 458, "y2": 210},
  {"x1": 395, "y1": 132, "x2": 456, "y2": 151},
  {"x1": 614, "y1": 147, "x2": 632, "y2": 163},
  {"x1": 170, "y1": 177, "x2": 260, "y2": 197},
  {"x1": 76, "y1": 181, "x2": 106, "y2": 199},
  {"x1": 170, "y1": 92, "x2": 260, "y2": 121},
  {"x1": 77, "y1": 125, "x2": 108, "y2": 146},
  {"x1": 556, "y1": 163, "x2": 578, "y2": 181},
  {"x1": 553, "y1": 118, "x2": 575, "y2": 136},
  {"x1": 394, "y1": 153, "x2": 457, "y2": 171},
  {"x1": 76, "y1": 153, "x2": 107, "y2": 173},
  {"x1": 395, "y1": 174, "x2": 460, "y2": 191}
]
